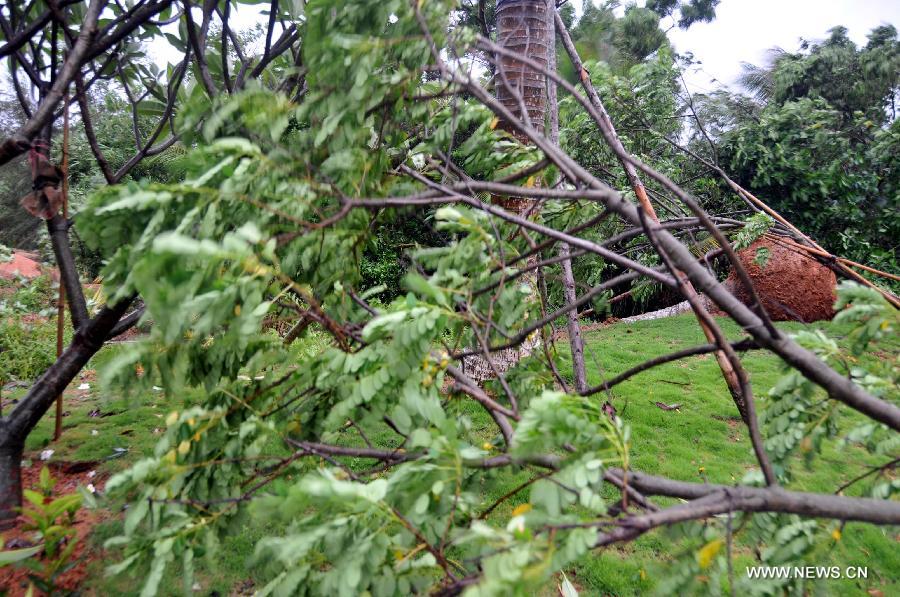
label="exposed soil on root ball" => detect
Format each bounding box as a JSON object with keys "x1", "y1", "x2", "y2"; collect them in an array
[{"x1": 723, "y1": 237, "x2": 836, "y2": 322}]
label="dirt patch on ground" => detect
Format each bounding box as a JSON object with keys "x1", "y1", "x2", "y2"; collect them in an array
[
  {"x1": 712, "y1": 414, "x2": 744, "y2": 442},
  {"x1": 0, "y1": 252, "x2": 58, "y2": 283},
  {"x1": 0, "y1": 461, "x2": 106, "y2": 596},
  {"x1": 0, "y1": 252, "x2": 43, "y2": 281},
  {"x1": 722, "y1": 237, "x2": 836, "y2": 322}
]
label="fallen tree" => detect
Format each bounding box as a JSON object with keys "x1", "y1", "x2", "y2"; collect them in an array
[{"x1": 0, "y1": 0, "x2": 896, "y2": 594}]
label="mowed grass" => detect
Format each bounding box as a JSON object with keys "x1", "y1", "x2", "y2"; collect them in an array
[
  {"x1": 554, "y1": 315, "x2": 898, "y2": 596},
  {"x1": 6, "y1": 343, "x2": 283, "y2": 596},
  {"x1": 5, "y1": 315, "x2": 897, "y2": 595}
]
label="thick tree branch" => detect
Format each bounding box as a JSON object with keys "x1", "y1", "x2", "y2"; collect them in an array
[
  {"x1": 1, "y1": 297, "x2": 133, "y2": 442},
  {"x1": 46, "y1": 215, "x2": 89, "y2": 330},
  {"x1": 0, "y1": 0, "x2": 106, "y2": 167}
]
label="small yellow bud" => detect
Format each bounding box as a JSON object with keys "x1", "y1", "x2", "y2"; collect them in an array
[
  {"x1": 482, "y1": 442, "x2": 493, "y2": 451},
  {"x1": 511, "y1": 503, "x2": 532, "y2": 517},
  {"x1": 697, "y1": 539, "x2": 723, "y2": 569},
  {"x1": 800, "y1": 436, "x2": 813, "y2": 452},
  {"x1": 177, "y1": 440, "x2": 191, "y2": 455},
  {"x1": 831, "y1": 528, "x2": 842, "y2": 541},
  {"x1": 165, "y1": 411, "x2": 179, "y2": 426},
  {"x1": 234, "y1": 304, "x2": 242, "y2": 316},
  {"x1": 164, "y1": 450, "x2": 177, "y2": 464}
]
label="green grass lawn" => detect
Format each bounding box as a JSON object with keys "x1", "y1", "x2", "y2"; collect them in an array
[
  {"x1": 6, "y1": 314, "x2": 897, "y2": 595},
  {"x1": 553, "y1": 315, "x2": 898, "y2": 596}
]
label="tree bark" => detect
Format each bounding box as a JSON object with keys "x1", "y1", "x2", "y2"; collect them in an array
[
  {"x1": 462, "y1": 0, "x2": 554, "y2": 381},
  {"x1": 0, "y1": 298, "x2": 132, "y2": 525},
  {"x1": 546, "y1": 0, "x2": 587, "y2": 392},
  {"x1": 0, "y1": 446, "x2": 23, "y2": 530},
  {"x1": 559, "y1": 243, "x2": 588, "y2": 391},
  {"x1": 47, "y1": 215, "x2": 88, "y2": 331}
]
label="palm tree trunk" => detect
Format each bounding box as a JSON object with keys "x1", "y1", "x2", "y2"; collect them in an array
[{"x1": 465, "y1": 0, "x2": 553, "y2": 381}]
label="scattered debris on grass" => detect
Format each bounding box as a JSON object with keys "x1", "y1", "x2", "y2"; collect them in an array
[{"x1": 654, "y1": 401, "x2": 682, "y2": 412}]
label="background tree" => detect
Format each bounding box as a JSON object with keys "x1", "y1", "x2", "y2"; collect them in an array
[
  {"x1": 646, "y1": 0, "x2": 719, "y2": 30},
  {"x1": 0, "y1": 0, "x2": 301, "y2": 527},
  {"x1": 702, "y1": 25, "x2": 900, "y2": 274}
]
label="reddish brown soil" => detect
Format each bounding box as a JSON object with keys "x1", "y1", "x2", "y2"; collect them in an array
[
  {"x1": 0, "y1": 252, "x2": 43, "y2": 281},
  {"x1": 723, "y1": 238, "x2": 836, "y2": 322},
  {"x1": 0, "y1": 461, "x2": 107, "y2": 596}
]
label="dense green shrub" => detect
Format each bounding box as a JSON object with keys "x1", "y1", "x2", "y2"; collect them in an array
[
  {"x1": 0, "y1": 276, "x2": 66, "y2": 383},
  {"x1": 0, "y1": 317, "x2": 65, "y2": 383}
]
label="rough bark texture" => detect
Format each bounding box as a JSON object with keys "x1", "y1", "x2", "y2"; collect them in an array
[
  {"x1": 0, "y1": 447, "x2": 23, "y2": 530},
  {"x1": 723, "y1": 238, "x2": 837, "y2": 322},
  {"x1": 495, "y1": 0, "x2": 552, "y2": 138},
  {"x1": 462, "y1": 0, "x2": 554, "y2": 381}
]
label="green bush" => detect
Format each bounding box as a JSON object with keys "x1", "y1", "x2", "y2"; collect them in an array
[
  {"x1": 0, "y1": 275, "x2": 55, "y2": 315},
  {"x1": 0, "y1": 317, "x2": 65, "y2": 383},
  {"x1": 0, "y1": 276, "x2": 67, "y2": 383}
]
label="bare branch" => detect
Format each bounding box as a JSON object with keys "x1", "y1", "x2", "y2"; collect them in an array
[{"x1": 0, "y1": 0, "x2": 107, "y2": 166}]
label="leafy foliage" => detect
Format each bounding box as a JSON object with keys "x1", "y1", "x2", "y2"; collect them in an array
[
  {"x1": 2, "y1": 1, "x2": 898, "y2": 596},
  {"x1": 723, "y1": 99, "x2": 900, "y2": 271},
  {"x1": 0, "y1": 467, "x2": 85, "y2": 595},
  {"x1": 0, "y1": 276, "x2": 67, "y2": 383},
  {"x1": 703, "y1": 25, "x2": 900, "y2": 273}
]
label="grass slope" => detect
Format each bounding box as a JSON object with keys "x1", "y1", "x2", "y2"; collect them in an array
[{"x1": 7, "y1": 315, "x2": 897, "y2": 595}]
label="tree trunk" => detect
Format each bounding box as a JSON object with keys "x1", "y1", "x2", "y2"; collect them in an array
[
  {"x1": 0, "y1": 445, "x2": 23, "y2": 530},
  {"x1": 546, "y1": 0, "x2": 588, "y2": 392},
  {"x1": 495, "y1": 0, "x2": 552, "y2": 140},
  {"x1": 560, "y1": 242, "x2": 588, "y2": 391},
  {"x1": 462, "y1": 0, "x2": 553, "y2": 381}
]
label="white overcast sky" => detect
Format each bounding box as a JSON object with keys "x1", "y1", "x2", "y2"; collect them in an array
[
  {"x1": 210, "y1": 0, "x2": 900, "y2": 95},
  {"x1": 88, "y1": 0, "x2": 900, "y2": 97},
  {"x1": 633, "y1": 0, "x2": 900, "y2": 94}
]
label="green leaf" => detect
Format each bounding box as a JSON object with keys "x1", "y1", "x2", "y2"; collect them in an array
[{"x1": 0, "y1": 544, "x2": 42, "y2": 566}]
